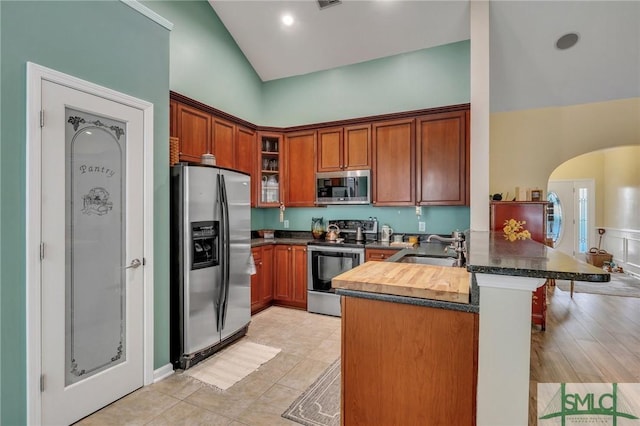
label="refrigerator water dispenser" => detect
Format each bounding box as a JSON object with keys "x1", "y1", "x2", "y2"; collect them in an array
[{"x1": 191, "y1": 221, "x2": 219, "y2": 269}]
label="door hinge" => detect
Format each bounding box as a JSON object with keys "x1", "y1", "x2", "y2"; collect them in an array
[
  {"x1": 40, "y1": 110, "x2": 44, "y2": 128},
  {"x1": 40, "y1": 374, "x2": 45, "y2": 392},
  {"x1": 40, "y1": 242, "x2": 45, "y2": 261}
]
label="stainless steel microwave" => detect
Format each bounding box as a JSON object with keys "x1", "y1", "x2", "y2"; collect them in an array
[{"x1": 315, "y1": 170, "x2": 371, "y2": 205}]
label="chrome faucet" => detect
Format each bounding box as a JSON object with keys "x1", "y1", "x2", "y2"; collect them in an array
[{"x1": 426, "y1": 231, "x2": 466, "y2": 267}]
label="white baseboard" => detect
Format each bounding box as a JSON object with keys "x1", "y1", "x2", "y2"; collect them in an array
[{"x1": 153, "y1": 363, "x2": 174, "y2": 383}]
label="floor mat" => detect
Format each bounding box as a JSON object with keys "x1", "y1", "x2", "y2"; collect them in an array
[
  {"x1": 282, "y1": 358, "x2": 340, "y2": 426},
  {"x1": 185, "y1": 340, "x2": 281, "y2": 390}
]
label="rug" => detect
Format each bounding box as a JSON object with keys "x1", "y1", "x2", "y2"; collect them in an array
[
  {"x1": 185, "y1": 340, "x2": 280, "y2": 390},
  {"x1": 556, "y1": 273, "x2": 640, "y2": 298},
  {"x1": 282, "y1": 358, "x2": 341, "y2": 426}
]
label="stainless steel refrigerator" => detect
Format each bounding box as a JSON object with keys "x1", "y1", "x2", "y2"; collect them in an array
[{"x1": 170, "y1": 163, "x2": 251, "y2": 370}]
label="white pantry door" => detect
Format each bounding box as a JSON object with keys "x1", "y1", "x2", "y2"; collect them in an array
[{"x1": 40, "y1": 80, "x2": 145, "y2": 425}]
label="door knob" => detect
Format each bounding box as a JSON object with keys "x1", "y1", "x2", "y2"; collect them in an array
[{"x1": 125, "y1": 258, "x2": 142, "y2": 269}]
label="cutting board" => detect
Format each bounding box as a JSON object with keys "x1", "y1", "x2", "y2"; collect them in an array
[{"x1": 332, "y1": 261, "x2": 470, "y2": 304}]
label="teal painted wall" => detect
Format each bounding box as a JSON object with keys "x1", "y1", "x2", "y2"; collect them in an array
[
  {"x1": 143, "y1": 3, "x2": 471, "y2": 234},
  {"x1": 0, "y1": 1, "x2": 3, "y2": 420},
  {"x1": 262, "y1": 40, "x2": 470, "y2": 127},
  {"x1": 0, "y1": 1, "x2": 470, "y2": 423},
  {"x1": 143, "y1": 0, "x2": 264, "y2": 124},
  {"x1": 255, "y1": 206, "x2": 470, "y2": 235},
  {"x1": 255, "y1": 41, "x2": 470, "y2": 233},
  {"x1": 0, "y1": 2, "x2": 170, "y2": 424}
]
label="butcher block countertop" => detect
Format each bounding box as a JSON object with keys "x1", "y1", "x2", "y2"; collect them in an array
[{"x1": 333, "y1": 261, "x2": 475, "y2": 312}]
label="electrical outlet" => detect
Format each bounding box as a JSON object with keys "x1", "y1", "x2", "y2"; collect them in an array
[
  {"x1": 418, "y1": 222, "x2": 426, "y2": 232},
  {"x1": 284, "y1": 220, "x2": 289, "y2": 229}
]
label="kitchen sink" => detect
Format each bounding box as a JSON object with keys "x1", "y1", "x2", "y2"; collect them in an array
[{"x1": 395, "y1": 254, "x2": 458, "y2": 267}]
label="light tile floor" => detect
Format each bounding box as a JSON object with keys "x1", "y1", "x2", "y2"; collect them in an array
[{"x1": 76, "y1": 307, "x2": 341, "y2": 425}]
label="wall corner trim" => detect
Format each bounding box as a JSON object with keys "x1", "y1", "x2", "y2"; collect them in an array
[{"x1": 121, "y1": 0, "x2": 174, "y2": 31}]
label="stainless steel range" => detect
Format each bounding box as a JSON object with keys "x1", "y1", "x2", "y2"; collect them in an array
[{"x1": 307, "y1": 219, "x2": 378, "y2": 317}]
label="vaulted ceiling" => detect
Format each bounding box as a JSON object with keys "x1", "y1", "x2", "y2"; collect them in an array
[{"x1": 210, "y1": 0, "x2": 640, "y2": 113}]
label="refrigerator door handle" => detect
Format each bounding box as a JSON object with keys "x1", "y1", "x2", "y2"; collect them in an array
[
  {"x1": 220, "y1": 174, "x2": 231, "y2": 329},
  {"x1": 215, "y1": 173, "x2": 225, "y2": 333}
]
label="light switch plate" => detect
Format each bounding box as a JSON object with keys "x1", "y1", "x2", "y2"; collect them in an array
[
  {"x1": 284, "y1": 220, "x2": 289, "y2": 229},
  {"x1": 418, "y1": 222, "x2": 426, "y2": 232}
]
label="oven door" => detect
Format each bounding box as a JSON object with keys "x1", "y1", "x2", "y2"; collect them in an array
[{"x1": 308, "y1": 248, "x2": 362, "y2": 293}]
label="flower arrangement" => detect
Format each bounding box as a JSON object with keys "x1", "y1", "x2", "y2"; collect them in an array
[{"x1": 503, "y1": 219, "x2": 531, "y2": 241}]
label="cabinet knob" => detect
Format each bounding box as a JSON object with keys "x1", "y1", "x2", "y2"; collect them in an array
[{"x1": 288, "y1": 247, "x2": 291, "y2": 251}]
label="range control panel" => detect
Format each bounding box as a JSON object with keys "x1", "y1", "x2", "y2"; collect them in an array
[{"x1": 327, "y1": 218, "x2": 378, "y2": 235}]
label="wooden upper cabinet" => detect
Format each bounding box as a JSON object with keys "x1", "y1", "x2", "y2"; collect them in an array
[
  {"x1": 317, "y1": 128, "x2": 343, "y2": 171},
  {"x1": 256, "y1": 132, "x2": 283, "y2": 207},
  {"x1": 176, "y1": 104, "x2": 211, "y2": 163},
  {"x1": 212, "y1": 117, "x2": 235, "y2": 169},
  {"x1": 416, "y1": 111, "x2": 468, "y2": 206},
  {"x1": 284, "y1": 130, "x2": 317, "y2": 207},
  {"x1": 344, "y1": 124, "x2": 371, "y2": 170},
  {"x1": 317, "y1": 125, "x2": 371, "y2": 172},
  {"x1": 465, "y1": 110, "x2": 470, "y2": 206},
  {"x1": 236, "y1": 126, "x2": 256, "y2": 206},
  {"x1": 169, "y1": 100, "x2": 178, "y2": 138},
  {"x1": 372, "y1": 119, "x2": 415, "y2": 206}
]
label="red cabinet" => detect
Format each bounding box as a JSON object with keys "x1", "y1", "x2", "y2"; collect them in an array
[
  {"x1": 273, "y1": 244, "x2": 307, "y2": 309},
  {"x1": 416, "y1": 111, "x2": 468, "y2": 205},
  {"x1": 490, "y1": 201, "x2": 550, "y2": 330},
  {"x1": 251, "y1": 245, "x2": 273, "y2": 315}
]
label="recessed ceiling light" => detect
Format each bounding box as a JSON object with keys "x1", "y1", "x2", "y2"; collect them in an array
[
  {"x1": 282, "y1": 14, "x2": 294, "y2": 26},
  {"x1": 556, "y1": 32, "x2": 579, "y2": 50}
]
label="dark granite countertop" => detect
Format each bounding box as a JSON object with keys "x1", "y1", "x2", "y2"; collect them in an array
[
  {"x1": 466, "y1": 231, "x2": 610, "y2": 282},
  {"x1": 386, "y1": 243, "x2": 456, "y2": 259},
  {"x1": 335, "y1": 287, "x2": 479, "y2": 314},
  {"x1": 251, "y1": 237, "x2": 314, "y2": 247}
]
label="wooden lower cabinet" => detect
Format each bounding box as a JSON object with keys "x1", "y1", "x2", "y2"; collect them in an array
[
  {"x1": 341, "y1": 296, "x2": 478, "y2": 425},
  {"x1": 251, "y1": 245, "x2": 273, "y2": 315},
  {"x1": 273, "y1": 244, "x2": 307, "y2": 309},
  {"x1": 364, "y1": 248, "x2": 398, "y2": 262}
]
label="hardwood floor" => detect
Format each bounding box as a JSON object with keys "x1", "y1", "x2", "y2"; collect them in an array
[{"x1": 529, "y1": 281, "x2": 640, "y2": 424}]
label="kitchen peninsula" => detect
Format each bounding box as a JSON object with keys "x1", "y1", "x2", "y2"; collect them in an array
[{"x1": 333, "y1": 231, "x2": 610, "y2": 425}]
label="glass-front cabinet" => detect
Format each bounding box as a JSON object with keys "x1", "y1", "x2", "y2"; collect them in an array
[{"x1": 257, "y1": 132, "x2": 282, "y2": 207}]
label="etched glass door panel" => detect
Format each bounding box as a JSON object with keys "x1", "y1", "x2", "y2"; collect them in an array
[{"x1": 65, "y1": 109, "x2": 126, "y2": 385}]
